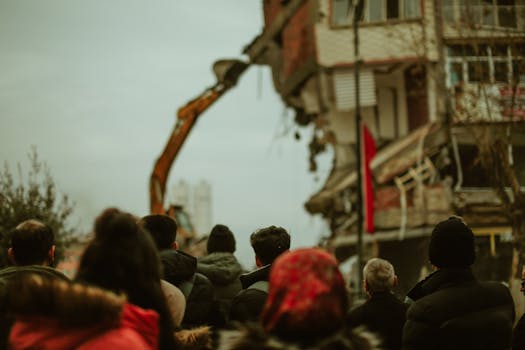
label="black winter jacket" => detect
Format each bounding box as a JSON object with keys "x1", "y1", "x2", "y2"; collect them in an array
[
  {"x1": 346, "y1": 291, "x2": 407, "y2": 350},
  {"x1": 160, "y1": 250, "x2": 215, "y2": 327},
  {"x1": 513, "y1": 313, "x2": 525, "y2": 350},
  {"x1": 229, "y1": 264, "x2": 271, "y2": 323},
  {"x1": 403, "y1": 268, "x2": 514, "y2": 350}
]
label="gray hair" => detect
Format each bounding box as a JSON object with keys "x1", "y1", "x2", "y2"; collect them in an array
[{"x1": 363, "y1": 258, "x2": 396, "y2": 292}]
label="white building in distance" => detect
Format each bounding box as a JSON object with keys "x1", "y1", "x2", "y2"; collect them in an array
[{"x1": 171, "y1": 179, "x2": 213, "y2": 235}]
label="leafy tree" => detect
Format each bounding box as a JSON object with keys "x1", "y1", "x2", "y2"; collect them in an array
[{"x1": 0, "y1": 148, "x2": 75, "y2": 267}]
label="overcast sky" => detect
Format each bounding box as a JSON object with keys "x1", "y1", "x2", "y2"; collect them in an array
[{"x1": 0, "y1": 0, "x2": 332, "y2": 267}]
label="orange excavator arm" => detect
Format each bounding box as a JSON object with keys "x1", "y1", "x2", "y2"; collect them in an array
[{"x1": 149, "y1": 59, "x2": 249, "y2": 214}]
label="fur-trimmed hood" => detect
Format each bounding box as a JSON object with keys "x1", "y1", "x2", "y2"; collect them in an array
[
  {"x1": 217, "y1": 323, "x2": 382, "y2": 350},
  {"x1": 6, "y1": 275, "x2": 159, "y2": 350},
  {"x1": 175, "y1": 326, "x2": 213, "y2": 350},
  {"x1": 7, "y1": 275, "x2": 125, "y2": 326}
]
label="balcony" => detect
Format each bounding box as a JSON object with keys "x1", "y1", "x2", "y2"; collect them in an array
[
  {"x1": 442, "y1": 4, "x2": 525, "y2": 31},
  {"x1": 451, "y1": 83, "x2": 525, "y2": 123}
]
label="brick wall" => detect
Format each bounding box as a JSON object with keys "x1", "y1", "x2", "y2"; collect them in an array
[{"x1": 263, "y1": 0, "x2": 316, "y2": 79}]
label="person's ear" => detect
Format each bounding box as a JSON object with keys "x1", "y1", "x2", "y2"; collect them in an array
[
  {"x1": 393, "y1": 275, "x2": 398, "y2": 287},
  {"x1": 171, "y1": 241, "x2": 179, "y2": 250},
  {"x1": 7, "y1": 248, "x2": 16, "y2": 265},
  {"x1": 48, "y1": 244, "x2": 56, "y2": 263},
  {"x1": 255, "y1": 256, "x2": 263, "y2": 267},
  {"x1": 48, "y1": 245, "x2": 56, "y2": 264}
]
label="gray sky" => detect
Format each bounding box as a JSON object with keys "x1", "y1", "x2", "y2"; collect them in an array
[{"x1": 0, "y1": 0, "x2": 332, "y2": 267}]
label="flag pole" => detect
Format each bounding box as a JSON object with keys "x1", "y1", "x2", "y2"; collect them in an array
[{"x1": 353, "y1": 0, "x2": 364, "y2": 299}]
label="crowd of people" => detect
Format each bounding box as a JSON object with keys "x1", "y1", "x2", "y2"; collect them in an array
[{"x1": 0, "y1": 210, "x2": 522, "y2": 349}]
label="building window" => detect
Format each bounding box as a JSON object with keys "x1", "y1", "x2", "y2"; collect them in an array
[
  {"x1": 331, "y1": 0, "x2": 420, "y2": 26},
  {"x1": 368, "y1": 0, "x2": 383, "y2": 21},
  {"x1": 445, "y1": 44, "x2": 524, "y2": 85},
  {"x1": 332, "y1": 0, "x2": 353, "y2": 26},
  {"x1": 403, "y1": 0, "x2": 421, "y2": 18},
  {"x1": 450, "y1": 62, "x2": 464, "y2": 84},
  {"x1": 442, "y1": 0, "x2": 523, "y2": 30},
  {"x1": 365, "y1": 0, "x2": 421, "y2": 22}
]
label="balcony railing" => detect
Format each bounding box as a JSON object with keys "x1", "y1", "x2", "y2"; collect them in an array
[
  {"x1": 451, "y1": 83, "x2": 525, "y2": 123},
  {"x1": 443, "y1": 5, "x2": 525, "y2": 31}
]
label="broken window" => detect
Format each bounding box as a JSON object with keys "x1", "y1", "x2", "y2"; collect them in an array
[
  {"x1": 468, "y1": 61, "x2": 490, "y2": 82},
  {"x1": 366, "y1": 0, "x2": 420, "y2": 22},
  {"x1": 512, "y1": 60, "x2": 525, "y2": 83},
  {"x1": 494, "y1": 62, "x2": 508, "y2": 83},
  {"x1": 386, "y1": 0, "x2": 400, "y2": 19},
  {"x1": 513, "y1": 145, "x2": 525, "y2": 184},
  {"x1": 459, "y1": 145, "x2": 491, "y2": 187},
  {"x1": 332, "y1": 0, "x2": 420, "y2": 25}
]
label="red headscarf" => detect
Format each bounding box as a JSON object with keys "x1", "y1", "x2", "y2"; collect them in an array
[{"x1": 261, "y1": 248, "x2": 347, "y2": 338}]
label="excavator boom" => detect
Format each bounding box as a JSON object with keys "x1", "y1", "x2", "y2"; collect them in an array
[{"x1": 150, "y1": 59, "x2": 248, "y2": 214}]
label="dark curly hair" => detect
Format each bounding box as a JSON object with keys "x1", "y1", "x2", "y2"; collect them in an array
[{"x1": 250, "y1": 226, "x2": 290, "y2": 265}]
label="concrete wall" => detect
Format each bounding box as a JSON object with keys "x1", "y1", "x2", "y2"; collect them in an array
[{"x1": 315, "y1": 0, "x2": 439, "y2": 67}]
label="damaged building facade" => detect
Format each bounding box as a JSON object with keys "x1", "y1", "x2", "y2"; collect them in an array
[{"x1": 245, "y1": 0, "x2": 525, "y2": 295}]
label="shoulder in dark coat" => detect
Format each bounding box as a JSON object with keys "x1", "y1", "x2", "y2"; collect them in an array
[
  {"x1": 514, "y1": 313, "x2": 525, "y2": 350},
  {"x1": 159, "y1": 250, "x2": 216, "y2": 327},
  {"x1": 347, "y1": 291, "x2": 406, "y2": 350},
  {"x1": 183, "y1": 273, "x2": 216, "y2": 328},
  {"x1": 403, "y1": 268, "x2": 515, "y2": 350},
  {"x1": 229, "y1": 265, "x2": 271, "y2": 323},
  {"x1": 0, "y1": 265, "x2": 70, "y2": 282},
  {"x1": 160, "y1": 249, "x2": 197, "y2": 285}
]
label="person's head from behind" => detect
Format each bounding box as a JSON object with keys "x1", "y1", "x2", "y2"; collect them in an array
[
  {"x1": 9, "y1": 219, "x2": 55, "y2": 266},
  {"x1": 76, "y1": 208, "x2": 163, "y2": 306},
  {"x1": 206, "y1": 224, "x2": 236, "y2": 254},
  {"x1": 363, "y1": 258, "x2": 397, "y2": 296},
  {"x1": 139, "y1": 214, "x2": 178, "y2": 251},
  {"x1": 429, "y1": 216, "x2": 475, "y2": 269},
  {"x1": 250, "y1": 225, "x2": 290, "y2": 267},
  {"x1": 76, "y1": 207, "x2": 175, "y2": 348},
  {"x1": 261, "y1": 248, "x2": 347, "y2": 341}
]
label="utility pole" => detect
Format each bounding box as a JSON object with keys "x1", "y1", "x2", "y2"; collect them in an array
[{"x1": 353, "y1": 0, "x2": 364, "y2": 298}]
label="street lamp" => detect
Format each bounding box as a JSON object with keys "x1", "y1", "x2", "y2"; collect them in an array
[{"x1": 352, "y1": 0, "x2": 365, "y2": 298}]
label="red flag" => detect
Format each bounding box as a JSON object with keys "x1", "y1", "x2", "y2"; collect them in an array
[{"x1": 361, "y1": 122, "x2": 376, "y2": 233}]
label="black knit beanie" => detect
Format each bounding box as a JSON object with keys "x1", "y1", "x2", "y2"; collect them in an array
[
  {"x1": 429, "y1": 216, "x2": 475, "y2": 268},
  {"x1": 207, "y1": 224, "x2": 236, "y2": 254}
]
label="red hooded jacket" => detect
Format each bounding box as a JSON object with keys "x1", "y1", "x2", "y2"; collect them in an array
[{"x1": 9, "y1": 302, "x2": 159, "y2": 350}]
